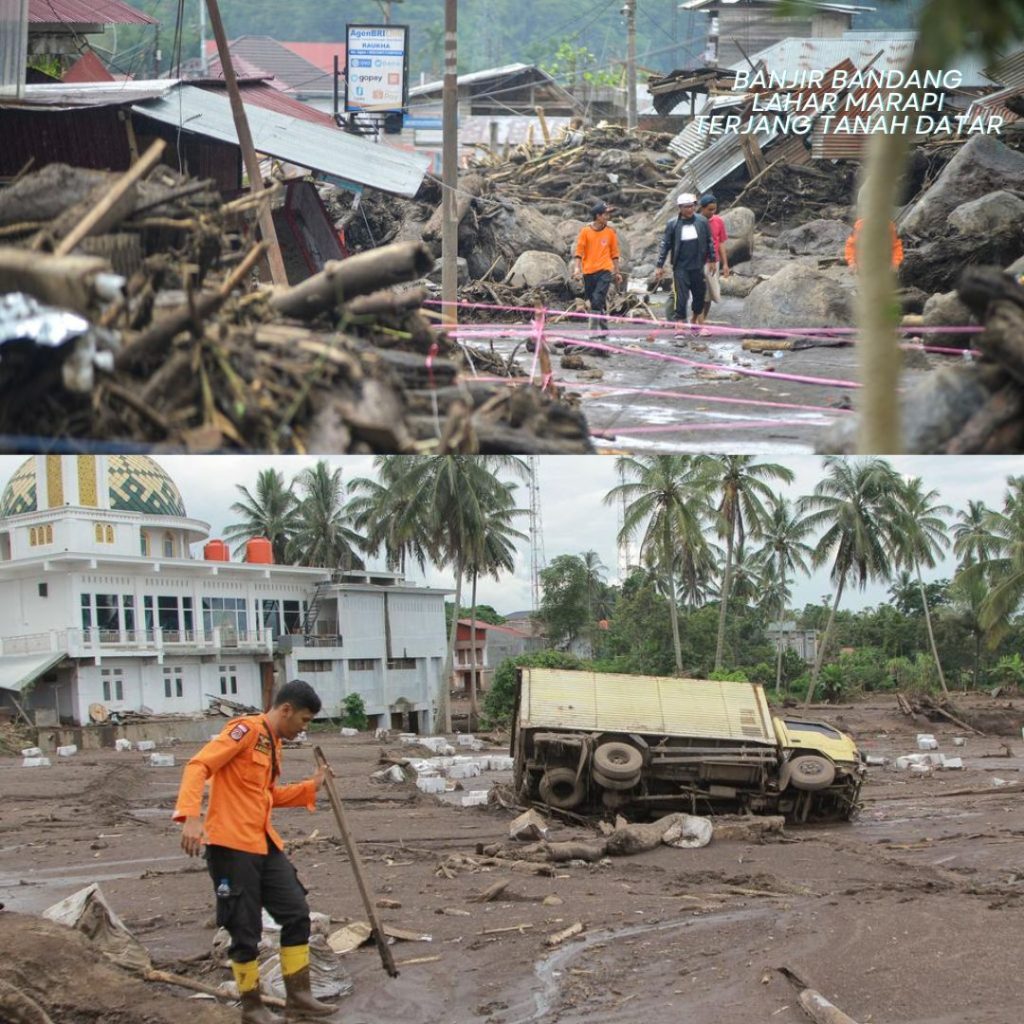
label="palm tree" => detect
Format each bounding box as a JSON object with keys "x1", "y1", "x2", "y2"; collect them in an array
[
  {"x1": 465, "y1": 496, "x2": 526, "y2": 719},
  {"x1": 887, "y1": 569, "x2": 920, "y2": 616},
  {"x1": 754, "y1": 495, "x2": 814, "y2": 690},
  {"x1": 604, "y1": 456, "x2": 712, "y2": 674},
  {"x1": 580, "y1": 550, "x2": 607, "y2": 656},
  {"x1": 382, "y1": 456, "x2": 528, "y2": 731},
  {"x1": 702, "y1": 456, "x2": 795, "y2": 672},
  {"x1": 347, "y1": 456, "x2": 433, "y2": 575},
  {"x1": 224, "y1": 468, "x2": 301, "y2": 563},
  {"x1": 798, "y1": 457, "x2": 900, "y2": 705},
  {"x1": 952, "y1": 500, "x2": 996, "y2": 569},
  {"x1": 947, "y1": 573, "x2": 987, "y2": 690},
  {"x1": 891, "y1": 476, "x2": 953, "y2": 695},
  {"x1": 287, "y1": 461, "x2": 365, "y2": 570}
]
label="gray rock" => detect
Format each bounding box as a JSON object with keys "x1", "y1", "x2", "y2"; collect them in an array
[
  {"x1": 778, "y1": 218, "x2": 851, "y2": 256},
  {"x1": 741, "y1": 264, "x2": 852, "y2": 329},
  {"x1": 720, "y1": 273, "x2": 760, "y2": 298},
  {"x1": 948, "y1": 190, "x2": 1024, "y2": 236},
  {"x1": 1007, "y1": 254, "x2": 1024, "y2": 278},
  {"x1": 427, "y1": 257, "x2": 468, "y2": 285},
  {"x1": 898, "y1": 287, "x2": 929, "y2": 314},
  {"x1": 721, "y1": 206, "x2": 755, "y2": 264},
  {"x1": 900, "y1": 136, "x2": 1024, "y2": 238},
  {"x1": 732, "y1": 254, "x2": 813, "y2": 279},
  {"x1": 506, "y1": 250, "x2": 569, "y2": 289},
  {"x1": 922, "y1": 290, "x2": 972, "y2": 328}
]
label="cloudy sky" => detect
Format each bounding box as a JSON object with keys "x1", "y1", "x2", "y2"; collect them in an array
[{"x1": 2, "y1": 454, "x2": 1022, "y2": 614}]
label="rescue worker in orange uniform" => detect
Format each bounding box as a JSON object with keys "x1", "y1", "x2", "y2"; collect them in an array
[
  {"x1": 174, "y1": 679, "x2": 344, "y2": 1024},
  {"x1": 844, "y1": 218, "x2": 904, "y2": 269}
]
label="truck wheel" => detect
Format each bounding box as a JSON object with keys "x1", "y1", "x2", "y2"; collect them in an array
[
  {"x1": 786, "y1": 755, "x2": 836, "y2": 792},
  {"x1": 593, "y1": 742, "x2": 643, "y2": 780},
  {"x1": 539, "y1": 767, "x2": 586, "y2": 809},
  {"x1": 592, "y1": 767, "x2": 639, "y2": 791}
]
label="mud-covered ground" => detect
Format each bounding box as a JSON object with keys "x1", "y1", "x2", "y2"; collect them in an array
[{"x1": 2, "y1": 695, "x2": 1024, "y2": 1024}]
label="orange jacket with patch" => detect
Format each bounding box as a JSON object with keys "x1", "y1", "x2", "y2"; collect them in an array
[
  {"x1": 173, "y1": 715, "x2": 316, "y2": 855},
  {"x1": 844, "y1": 219, "x2": 904, "y2": 269},
  {"x1": 575, "y1": 224, "x2": 621, "y2": 275}
]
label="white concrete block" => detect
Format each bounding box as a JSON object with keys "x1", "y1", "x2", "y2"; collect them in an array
[
  {"x1": 416, "y1": 775, "x2": 446, "y2": 794},
  {"x1": 447, "y1": 762, "x2": 481, "y2": 780},
  {"x1": 456, "y1": 734, "x2": 477, "y2": 747},
  {"x1": 864, "y1": 755, "x2": 887, "y2": 766},
  {"x1": 340, "y1": 727, "x2": 358, "y2": 737},
  {"x1": 22, "y1": 757, "x2": 51, "y2": 767},
  {"x1": 940, "y1": 755, "x2": 963, "y2": 770},
  {"x1": 909, "y1": 763, "x2": 932, "y2": 775},
  {"x1": 136, "y1": 740, "x2": 157, "y2": 752},
  {"x1": 115, "y1": 739, "x2": 133, "y2": 752},
  {"x1": 461, "y1": 790, "x2": 489, "y2": 807},
  {"x1": 952, "y1": 737, "x2": 966, "y2": 746},
  {"x1": 56, "y1": 745, "x2": 78, "y2": 757},
  {"x1": 149, "y1": 753, "x2": 175, "y2": 767},
  {"x1": 20, "y1": 747, "x2": 42, "y2": 758},
  {"x1": 916, "y1": 734, "x2": 938, "y2": 750}
]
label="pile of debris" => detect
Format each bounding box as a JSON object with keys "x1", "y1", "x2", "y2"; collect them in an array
[
  {"x1": 468, "y1": 123, "x2": 679, "y2": 218},
  {"x1": 0, "y1": 159, "x2": 593, "y2": 454}
]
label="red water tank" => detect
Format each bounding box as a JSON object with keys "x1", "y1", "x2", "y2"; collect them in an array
[
  {"x1": 245, "y1": 537, "x2": 274, "y2": 564},
  {"x1": 204, "y1": 539, "x2": 230, "y2": 562}
]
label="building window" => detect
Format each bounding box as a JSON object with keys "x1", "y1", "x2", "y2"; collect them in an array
[
  {"x1": 182, "y1": 597, "x2": 194, "y2": 638},
  {"x1": 157, "y1": 596, "x2": 180, "y2": 638},
  {"x1": 102, "y1": 679, "x2": 110, "y2": 701},
  {"x1": 144, "y1": 596, "x2": 155, "y2": 634},
  {"x1": 95, "y1": 594, "x2": 120, "y2": 637},
  {"x1": 29, "y1": 527, "x2": 37, "y2": 546},
  {"x1": 140, "y1": 532, "x2": 150, "y2": 556},
  {"x1": 123, "y1": 595, "x2": 135, "y2": 634},
  {"x1": 262, "y1": 599, "x2": 282, "y2": 640},
  {"x1": 38, "y1": 583, "x2": 47, "y2": 597},
  {"x1": 45, "y1": 524, "x2": 53, "y2": 543},
  {"x1": 283, "y1": 600, "x2": 302, "y2": 634},
  {"x1": 81, "y1": 593, "x2": 92, "y2": 631},
  {"x1": 105, "y1": 525, "x2": 114, "y2": 543},
  {"x1": 218, "y1": 665, "x2": 238, "y2": 695},
  {"x1": 387, "y1": 658, "x2": 416, "y2": 670},
  {"x1": 95, "y1": 524, "x2": 103, "y2": 542},
  {"x1": 349, "y1": 659, "x2": 376, "y2": 672},
  {"x1": 163, "y1": 532, "x2": 174, "y2": 558},
  {"x1": 203, "y1": 597, "x2": 248, "y2": 639},
  {"x1": 298, "y1": 660, "x2": 331, "y2": 672},
  {"x1": 102, "y1": 667, "x2": 124, "y2": 701},
  {"x1": 163, "y1": 666, "x2": 184, "y2": 699}
]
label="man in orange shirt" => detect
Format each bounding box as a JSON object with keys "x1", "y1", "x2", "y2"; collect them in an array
[
  {"x1": 844, "y1": 218, "x2": 904, "y2": 269},
  {"x1": 571, "y1": 200, "x2": 623, "y2": 336},
  {"x1": 174, "y1": 679, "x2": 341, "y2": 1024}
]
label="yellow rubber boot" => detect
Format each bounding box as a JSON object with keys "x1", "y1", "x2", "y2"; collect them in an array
[
  {"x1": 280, "y1": 945, "x2": 345, "y2": 1022},
  {"x1": 231, "y1": 961, "x2": 281, "y2": 1024}
]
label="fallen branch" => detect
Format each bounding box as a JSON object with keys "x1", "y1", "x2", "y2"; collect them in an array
[
  {"x1": 144, "y1": 968, "x2": 286, "y2": 1009},
  {"x1": 545, "y1": 922, "x2": 584, "y2": 948},
  {"x1": 778, "y1": 967, "x2": 860, "y2": 1024}
]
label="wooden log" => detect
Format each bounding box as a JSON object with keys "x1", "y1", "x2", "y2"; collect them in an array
[
  {"x1": 54, "y1": 139, "x2": 166, "y2": 257},
  {"x1": 144, "y1": 968, "x2": 286, "y2": 1008},
  {"x1": 796, "y1": 989, "x2": 861, "y2": 1024},
  {"x1": 345, "y1": 286, "x2": 428, "y2": 318},
  {"x1": 542, "y1": 840, "x2": 608, "y2": 863},
  {"x1": 545, "y1": 922, "x2": 584, "y2": 947},
  {"x1": 0, "y1": 248, "x2": 111, "y2": 314},
  {"x1": 269, "y1": 241, "x2": 434, "y2": 320},
  {"x1": 469, "y1": 879, "x2": 510, "y2": 902}
]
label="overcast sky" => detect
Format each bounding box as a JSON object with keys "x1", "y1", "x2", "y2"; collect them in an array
[{"x1": 3, "y1": 454, "x2": 1022, "y2": 614}]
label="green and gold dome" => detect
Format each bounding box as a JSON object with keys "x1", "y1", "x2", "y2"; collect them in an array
[{"x1": 0, "y1": 455, "x2": 187, "y2": 518}]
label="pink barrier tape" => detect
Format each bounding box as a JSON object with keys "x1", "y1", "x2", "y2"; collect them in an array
[
  {"x1": 425, "y1": 341, "x2": 439, "y2": 389},
  {"x1": 590, "y1": 420, "x2": 811, "y2": 436},
  {"x1": 464, "y1": 375, "x2": 852, "y2": 418},
  {"x1": 425, "y1": 297, "x2": 983, "y2": 336},
  {"x1": 527, "y1": 307, "x2": 545, "y2": 385}
]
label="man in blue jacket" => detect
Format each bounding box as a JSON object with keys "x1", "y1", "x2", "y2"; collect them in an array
[{"x1": 654, "y1": 192, "x2": 714, "y2": 334}]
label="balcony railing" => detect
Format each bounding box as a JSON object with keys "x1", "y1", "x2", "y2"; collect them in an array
[{"x1": 0, "y1": 627, "x2": 275, "y2": 656}]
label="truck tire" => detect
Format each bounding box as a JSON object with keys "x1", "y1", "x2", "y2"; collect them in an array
[
  {"x1": 539, "y1": 767, "x2": 586, "y2": 809},
  {"x1": 786, "y1": 755, "x2": 836, "y2": 792},
  {"x1": 592, "y1": 767, "x2": 639, "y2": 791},
  {"x1": 593, "y1": 741, "x2": 643, "y2": 780}
]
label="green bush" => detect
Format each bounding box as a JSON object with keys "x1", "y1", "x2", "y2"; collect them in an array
[
  {"x1": 481, "y1": 650, "x2": 585, "y2": 728},
  {"x1": 340, "y1": 693, "x2": 368, "y2": 731},
  {"x1": 708, "y1": 669, "x2": 749, "y2": 682}
]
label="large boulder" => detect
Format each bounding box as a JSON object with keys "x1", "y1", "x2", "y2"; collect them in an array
[
  {"x1": 721, "y1": 206, "x2": 755, "y2": 264},
  {"x1": 506, "y1": 250, "x2": 569, "y2": 289},
  {"x1": 922, "y1": 290, "x2": 972, "y2": 328},
  {"x1": 427, "y1": 256, "x2": 468, "y2": 285},
  {"x1": 741, "y1": 264, "x2": 852, "y2": 329},
  {"x1": 777, "y1": 218, "x2": 850, "y2": 256},
  {"x1": 555, "y1": 218, "x2": 587, "y2": 262},
  {"x1": 948, "y1": 190, "x2": 1024, "y2": 237},
  {"x1": 900, "y1": 136, "x2": 1024, "y2": 238}
]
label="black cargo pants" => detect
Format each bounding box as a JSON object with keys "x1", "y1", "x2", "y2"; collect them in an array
[{"x1": 206, "y1": 840, "x2": 311, "y2": 963}]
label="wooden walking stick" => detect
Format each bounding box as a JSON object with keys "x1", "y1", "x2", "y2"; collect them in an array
[{"x1": 313, "y1": 746, "x2": 399, "y2": 978}]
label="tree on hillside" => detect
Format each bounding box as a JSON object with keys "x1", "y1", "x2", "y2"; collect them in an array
[
  {"x1": 952, "y1": 499, "x2": 996, "y2": 569},
  {"x1": 224, "y1": 468, "x2": 300, "y2": 563},
  {"x1": 604, "y1": 456, "x2": 711, "y2": 674},
  {"x1": 891, "y1": 476, "x2": 953, "y2": 695},
  {"x1": 798, "y1": 457, "x2": 901, "y2": 705},
  {"x1": 539, "y1": 555, "x2": 589, "y2": 650},
  {"x1": 754, "y1": 495, "x2": 814, "y2": 690},
  {"x1": 287, "y1": 461, "x2": 365, "y2": 570},
  {"x1": 702, "y1": 456, "x2": 794, "y2": 672}
]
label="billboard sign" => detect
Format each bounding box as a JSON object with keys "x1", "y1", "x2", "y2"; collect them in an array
[{"x1": 345, "y1": 24, "x2": 409, "y2": 114}]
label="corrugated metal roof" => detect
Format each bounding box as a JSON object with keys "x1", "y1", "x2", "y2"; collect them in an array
[
  {"x1": 985, "y1": 48, "x2": 1024, "y2": 89},
  {"x1": 678, "y1": 120, "x2": 779, "y2": 194},
  {"x1": 0, "y1": 79, "x2": 176, "y2": 108},
  {"x1": 133, "y1": 85, "x2": 428, "y2": 196},
  {"x1": 966, "y1": 83, "x2": 1024, "y2": 125},
  {"x1": 198, "y1": 82, "x2": 337, "y2": 127},
  {"x1": 519, "y1": 668, "x2": 776, "y2": 743},
  {"x1": 731, "y1": 35, "x2": 993, "y2": 88},
  {"x1": 410, "y1": 63, "x2": 537, "y2": 98},
  {"x1": 201, "y1": 36, "x2": 333, "y2": 94},
  {"x1": 29, "y1": 0, "x2": 155, "y2": 25},
  {"x1": 680, "y1": 0, "x2": 873, "y2": 11}
]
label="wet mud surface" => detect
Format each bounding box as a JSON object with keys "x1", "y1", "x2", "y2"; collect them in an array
[{"x1": 2, "y1": 695, "x2": 1024, "y2": 1023}]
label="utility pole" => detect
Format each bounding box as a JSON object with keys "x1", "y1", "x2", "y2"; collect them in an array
[
  {"x1": 198, "y1": 0, "x2": 208, "y2": 75},
  {"x1": 205, "y1": 0, "x2": 288, "y2": 285},
  {"x1": 441, "y1": 0, "x2": 458, "y2": 325},
  {"x1": 625, "y1": 0, "x2": 637, "y2": 129},
  {"x1": 527, "y1": 456, "x2": 547, "y2": 615}
]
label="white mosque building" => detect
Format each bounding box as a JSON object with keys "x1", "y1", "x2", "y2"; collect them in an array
[{"x1": 0, "y1": 455, "x2": 447, "y2": 733}]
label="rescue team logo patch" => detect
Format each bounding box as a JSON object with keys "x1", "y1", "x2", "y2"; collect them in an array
[
  {"x1": 254, "y1": 733, "x2": 272, "y2": 756},
  {"x1": 229, "y1": 723, "x2": 250, "y2": 742}
]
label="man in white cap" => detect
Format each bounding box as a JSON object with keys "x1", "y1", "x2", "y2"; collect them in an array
[{"x1": 654, "y1": 192, "x2": 714, "y2": 335}]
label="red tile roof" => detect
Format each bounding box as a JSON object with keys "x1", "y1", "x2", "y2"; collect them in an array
[
  {"x1": 29, "y1": 0, "x2": 156, "y2": 25},
  {"x1": 202, "y1": 36, "x2": 334, "y2": 93},
  {"x1": 197, "y1": 80, "x2": 338, "y2": 127},
  {"x1": 280, "y1": 42, "x2": 346, "y2": 74},
  {"x1": 457, "y1": 619, "x2": 533, "y2": 638},
  {"x1": 63, "y1": 50, "x2": 115, "y2": 82}
]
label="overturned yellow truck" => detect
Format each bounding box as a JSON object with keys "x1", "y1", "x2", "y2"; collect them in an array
[{"x1": 511, "y1": 668, "x2": 865, "y2": 823}]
